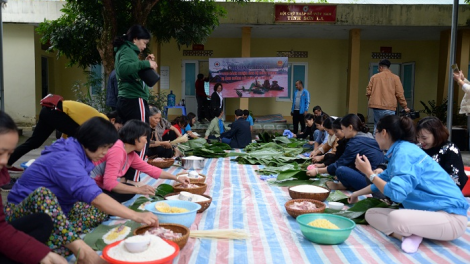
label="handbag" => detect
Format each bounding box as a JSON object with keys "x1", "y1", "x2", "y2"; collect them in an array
[
  {"x1": 40, "y1": 94, "x2": 63, "y2": 111},
  {"x1": 138, "y1": 68, "x2": 160, "y2": 87}
]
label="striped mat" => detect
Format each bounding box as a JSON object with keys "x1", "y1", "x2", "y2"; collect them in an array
[{"x1": 104, "y1": 156, "x2": 470, "y2": 264}]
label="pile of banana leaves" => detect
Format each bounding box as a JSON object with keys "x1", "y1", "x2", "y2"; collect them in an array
[
  {"x1": 178, "y1": 138, "x2": 231, "y2": 158},
  {"x1": 233, "y1": 137, "x2": 310, "y2": 167}
]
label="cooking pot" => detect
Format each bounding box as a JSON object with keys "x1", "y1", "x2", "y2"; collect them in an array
[{"x1": 181, "y1": 156, "x2": 206, "y2": 170}]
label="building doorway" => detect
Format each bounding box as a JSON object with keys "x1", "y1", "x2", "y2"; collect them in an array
[{"x1": 367, "y1": 62, "x2": 415, "y2": 124}]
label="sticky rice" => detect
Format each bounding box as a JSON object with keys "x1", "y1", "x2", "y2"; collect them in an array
[
  {"x1": 291, "y1": 185, "x2": 329, "y2": 193},
  {"x1": 108, "y1": 235, "x2": 175, "y2": 261},
  {"x1": 103, "y1": 225, "x2": 131, "y2": 244}
]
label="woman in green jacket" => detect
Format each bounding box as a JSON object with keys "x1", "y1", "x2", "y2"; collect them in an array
[
  {"x1": 113, "y1": 25, "x2": 158, "y2": 182},
  {"x1": 205, "y1": 108, "x2": 226, "y2": 140}
]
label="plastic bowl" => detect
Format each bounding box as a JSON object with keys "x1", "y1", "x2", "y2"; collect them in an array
[
  {"x1": 145, "y1": 200, "x2": 201, "y2": 228},
  {"x1": 102, "y1": 239, "x2": 179, "y2": 264},
  {"x1": 296, "y1": 213, "x2": 356, "y2": 245},
  {"x1": 124, "y1": 235, "x2": 151, "y2": 253},
  {"x1": 328, "y1": 202, "x2": 344, "y2": 210}
]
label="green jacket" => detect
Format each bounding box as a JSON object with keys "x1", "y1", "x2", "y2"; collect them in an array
[
  {"x1": 205, "y1": 117, "x2": 228, "y2": 138},
  {"x1": 114, "y1": 41, "x2": 151, "y2": 100}
]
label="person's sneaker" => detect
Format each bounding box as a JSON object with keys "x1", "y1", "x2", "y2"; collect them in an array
[
  {"x1": 1, "y1": 178, "x2": 18, "y2": 192},
  {"x1": 7, "y1": 166, "x2": 24, "y2": 174}
]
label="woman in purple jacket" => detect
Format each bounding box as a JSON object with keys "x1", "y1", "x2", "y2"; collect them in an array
[{"x1": 6, "y1": 117, "x2": 159, "y2": 263}]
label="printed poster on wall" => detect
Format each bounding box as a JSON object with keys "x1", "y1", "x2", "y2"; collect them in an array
[{"x1": 208, "y1": 57, "x2": 288, "y2": 98}]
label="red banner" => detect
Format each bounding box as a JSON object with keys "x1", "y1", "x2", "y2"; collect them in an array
[{"x1": 275, "y1": 5, "x2": 336, "y2": 23}]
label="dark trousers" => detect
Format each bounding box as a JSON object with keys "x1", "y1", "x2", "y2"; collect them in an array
[
  {"x1": 101, "y1": 183, "x2": 136, "y2": 204},
  {"x1": 8, "y1": 107, "x2": 79, "y2": 166},
  {"x1": 147, "y1": 146, "x2": 174, "y2": 158},
  {"x1": 196, "y1": 95, "x2": 209, "y2": 121},
  {"x1": 0, "y1": 213, "x2": 53, "y2": 264},
  {"x1": 292, "y1": 110, "x2": 305, "y2": 134},
  {"x1": 117, "y1": 97, "x2": 150, "y2": 182},
  {"x1": 162, "y1": 130, "x2": 178, "y2": 142}
]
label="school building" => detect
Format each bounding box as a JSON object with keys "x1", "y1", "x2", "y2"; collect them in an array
[{"x1": 2, "y1": 1, "x2": 470, "y2": 127}]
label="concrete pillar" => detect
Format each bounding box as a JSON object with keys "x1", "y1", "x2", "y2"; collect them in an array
[
  {"x1": 347, "y1": 29, "x2": 361, "y2": 114},
  {"x1": 456, "y1": 29, "x2": 470, "y2": 105},
  {"x1": 437, "y1": 30, "x2": 451, "y2": 104},
  {"x1": 240, "y1": 27, "x2": 251, "y2": 110}
]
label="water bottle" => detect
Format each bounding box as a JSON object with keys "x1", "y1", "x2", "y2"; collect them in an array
[{"x1": 167, "y1": 91, "x2": 176, "y2": 107}]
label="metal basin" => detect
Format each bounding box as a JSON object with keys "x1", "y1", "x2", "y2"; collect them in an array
[{"x1": 182, "y1": 156, "x2": 206, "y2": 170}]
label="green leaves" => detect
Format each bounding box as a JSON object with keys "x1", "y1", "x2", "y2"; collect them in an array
[
  {"x1": 326, "y1": 190, "x2": 349, "y2": 202},
  {"x1": 324, "y1": 198, "x2": 395, "y2": 224},
  {"x1": 276, "y1": 170, "x2": 308, "y2": 181},
  {"x1": 179, "y1": 138, "x2": 231, "y2": 158},
  {"x1": 155, "y1": 184, "x2": 174, "y2": 197}
]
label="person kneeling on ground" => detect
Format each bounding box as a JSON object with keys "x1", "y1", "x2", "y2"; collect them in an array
[
  {"x1": 293, "y1": 113, "x2": 315, "y2": 149},
  {"x1": 306, "y1": 114, "x2": 384, "y2": 194},
  {"x1": 220, "y1": 109, "x2": 251, "y2": 149},
  {"x1": 0, "y1": 111, "x2": 67, "y2": 264},
  {"x1": 205, "y1": 108, "x2": 227, "y2": 142},
  {"x1": 91, "y1": 120, "x2": 190, "y2": 203},
  {"x1": 349, "y1": 115, "x2": 468, "y2": 254},
  {"x1": 6, "y1": 117, "x2": 159, "y2": 264},
  {"x1": 182, "y1": 112, "x2": 199, "y2": 139}
]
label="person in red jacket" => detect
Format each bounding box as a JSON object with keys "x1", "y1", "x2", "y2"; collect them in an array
[{"x1": 0, "y1": 111, "x2": 67, "y2": 264}]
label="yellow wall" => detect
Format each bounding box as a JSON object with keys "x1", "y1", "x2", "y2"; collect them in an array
[
  {"x1": 358, "y1": 40, "x2": 440, "y2": 119},
  {"x1": 159, "y1": 37, "x2": 441, "y2": 121},
  {"x1": 34, "y1": 27, "x2": 88, "y2": 121},
  {"x1": 4, "y1": 24, "x2": 36, "y2": 124}
]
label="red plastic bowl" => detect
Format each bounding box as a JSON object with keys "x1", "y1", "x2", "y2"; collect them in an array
[{"x1": 102, "y1": 239, "x2": 180, "y2": 264}]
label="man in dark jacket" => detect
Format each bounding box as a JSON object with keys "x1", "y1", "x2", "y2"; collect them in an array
[
  {"x1": 106, "y1": 69, "x2": 118, "y2": 110},
  {"x1": 220, "y1": 109, "x2": 252, "y2": 149}
]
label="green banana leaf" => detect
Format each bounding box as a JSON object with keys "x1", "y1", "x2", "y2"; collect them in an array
[
  {"x1": 324, "y1": 198, "x2": 395, "y2": 224},
  {"x1": 273, "y1": 136, "x2": 291, "y2": 144},
  {"x1": 155, "y1": 184, "x2": 174, "y2": 197},
  {"x1": 186, "y1": 138, "x2": 207, "y2": 149},
  {"x1": 256, "y1": 164, "x2": 298, "y2": 175},
  {"x1": 326, "y1": 190, "x2": 349, "y2": 202},
  {"x1": 276, "y1": 169, "x2": 308, "y2": 181},
  {"x1": 84, "y1": 221, "x2": 142, "y2": 251}
]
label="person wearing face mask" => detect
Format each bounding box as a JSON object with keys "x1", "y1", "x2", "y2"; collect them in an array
[
  {"x1": 113, "y1": 25, "x2": 158, "y2": 183},
  {"x1": 6, "y1": 117, "x2": 159, "y2": 263},
  {"x1": 416, "y1": 116, "x2": 467, "y2": 190}
]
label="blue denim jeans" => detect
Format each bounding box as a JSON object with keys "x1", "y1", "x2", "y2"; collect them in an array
[
  {"x1": 372, "y1": 109, "x2": 395, "y2": 134},
  {"x1": 335, "y1": 166, "x2": 370, "y2": 191}
]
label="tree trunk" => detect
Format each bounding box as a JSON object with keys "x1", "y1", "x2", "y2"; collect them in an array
[
  {"x1": 99, "y1": 0, "x2": 118, "y2": 76},
  {"x1": 131, "y1": 0, "x2": 159, "y2": 26}
]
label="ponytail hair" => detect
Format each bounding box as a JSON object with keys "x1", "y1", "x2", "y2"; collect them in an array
[
  {"x1": 323, "y1": 117, "x2": 335, "y2": 129},
  {"x1": 341, "y1": 114, "x2": 369, "y2": 133},
  {"x1": 377, "y1": 115, "x2": 416, "y2": 143},
  {"x1": 113, "y1": 25, "x2": 151, "y2": 49}
]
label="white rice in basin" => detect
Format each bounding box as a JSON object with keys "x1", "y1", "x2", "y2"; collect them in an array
[
  {"x1": 107, "y1": 235, "x2": 175, "y2": 262},
  {"x1": 291, "y1": 185, "x2": 329, "y2": 193}
]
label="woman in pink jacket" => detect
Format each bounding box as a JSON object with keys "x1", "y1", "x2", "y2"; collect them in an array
[{"x1": 91, "y1": 120, "x2": 190, "y2": 203}]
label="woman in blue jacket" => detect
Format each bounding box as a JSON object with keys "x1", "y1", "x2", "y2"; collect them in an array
[
  {"x1": 350, "y1": 115, "x2": 469, "y2": 254},
  {"x1": 308, "y1": 114, "x2": 384, "y2": 192}
]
